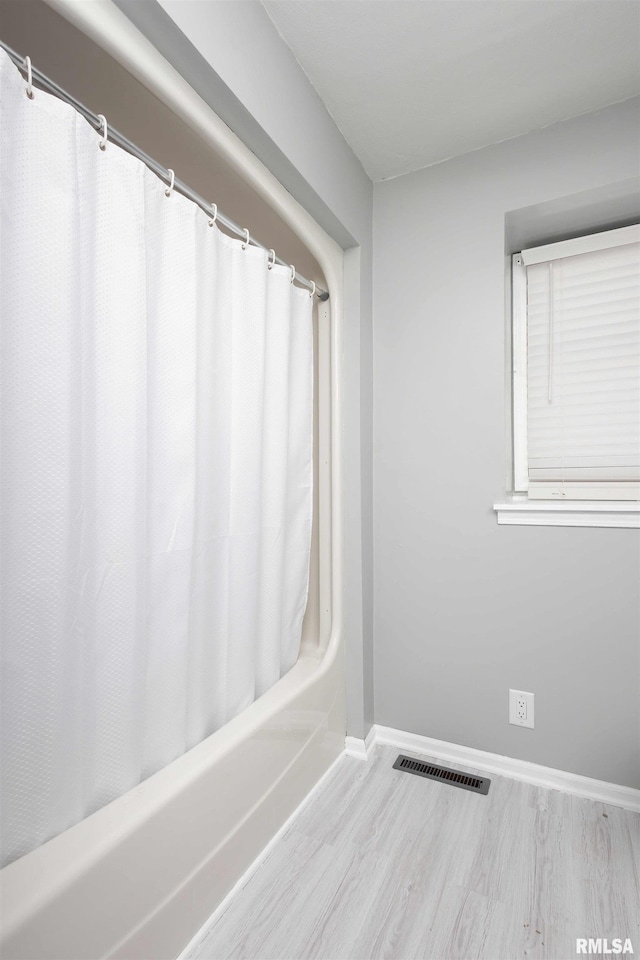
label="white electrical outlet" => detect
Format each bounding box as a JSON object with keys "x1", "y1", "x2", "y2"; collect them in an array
[{"x1": 509, "y1": 689, "x2": 534, "y2": 729}]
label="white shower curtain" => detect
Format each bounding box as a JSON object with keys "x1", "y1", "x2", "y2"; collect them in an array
[{"x1": 0, "y1": 49, "x2": 313, "y2": 868}]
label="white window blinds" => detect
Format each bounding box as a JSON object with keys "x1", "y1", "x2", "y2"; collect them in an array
[{"x1": 515, "y1": 225, "x2": 640, "y2": 501}]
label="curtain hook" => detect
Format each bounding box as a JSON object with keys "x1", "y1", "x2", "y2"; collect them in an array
[
  {"x1": 308, "y1": 281, "x2": 316, "y2": 299},
  {"x1": 241, "y1": 228, "x2": 250, "y2": 250},
  {"x1": 267, "y1": 249, "x2": 276, "y2": 270},
  {"x1": 97, "y1": 114, "x2": 108, "y2": 151},
  {"x1": 164, "y1": 168, "x2": 175, "y2": 198},
  {"x1": 24, "y1": 56, "x2": 34, "y2": 99},
  {"x1": 290, "y1": 264, "x2": 296, "y2": 285},
  {"x1": 208, "y1": 202, "x2": 218, "y2": 226}
]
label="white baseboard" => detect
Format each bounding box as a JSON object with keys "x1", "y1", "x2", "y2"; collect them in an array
[
  {"x1": 347, "y1": 724, "x2": 640, "y2": 813},
  {"x1": 344, "y1": 726, "x2": 377, "y2": 760},
  {"x1": 344, "y1": 736, "x2": 368, "y2": 760}
]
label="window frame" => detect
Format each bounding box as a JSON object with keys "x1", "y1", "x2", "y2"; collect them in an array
[
  {"x1": 494, "y1": 224, "x2": 640, "y2": 529},
  {"x1": 512, "y1": 251, "x2": 529, "y2": 494}
]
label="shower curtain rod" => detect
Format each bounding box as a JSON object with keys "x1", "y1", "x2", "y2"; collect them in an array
[{"x1": 0, "y1": 39, "x2": 329, "y2": 302}]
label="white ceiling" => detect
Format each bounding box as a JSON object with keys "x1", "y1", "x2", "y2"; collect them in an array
[{"x1": 261, "y1": 1, "x2": 640, "y2": 182}]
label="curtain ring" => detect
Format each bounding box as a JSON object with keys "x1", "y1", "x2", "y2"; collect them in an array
[
  {"x1": 97, "y1": 114, "x2": 108, "y2": 151},
  {"x1": 208, "y1": 202, "x2": 218, "y2": 226},
  {"x1": 309, "y1": 281, "x2": 316, "y2": 300},
  {"x1": 164, "y1": 168, "x2": 175, "y2": 198},
  {"x1": 241, "y1": 228, "x2": 250, "y2": 250},
  {"x1": 267, "y1": 249, "x2": 276, "y2": 270},
  {"x1": 24, "y1": 56, "x2": 34, "y2": 99},
  {"x1": 290, "y1": 264, "x2": 296, "y2": 285}
]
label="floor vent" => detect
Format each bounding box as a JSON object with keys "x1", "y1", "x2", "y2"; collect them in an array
[{"x1": 393, "y1": 754, "x2": 491, "y2": 795}]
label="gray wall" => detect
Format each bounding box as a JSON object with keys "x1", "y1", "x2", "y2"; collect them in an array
[
  {"x1": 114, "y1": 0, "x2": 375, "y2": 737},
  {"x1": 373, "y1": 98, "x2": 640, "y2": 788}
]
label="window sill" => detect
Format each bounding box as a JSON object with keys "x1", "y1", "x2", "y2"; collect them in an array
[{"x1": 493, "y1": 497, "x2": 640, "y2": 529}]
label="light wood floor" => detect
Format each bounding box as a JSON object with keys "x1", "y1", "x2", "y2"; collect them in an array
[{"x1": 191, "y1": 745, "x2": 639, "y2": 960}]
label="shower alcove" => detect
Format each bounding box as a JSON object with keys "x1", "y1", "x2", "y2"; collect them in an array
[{"x1": 0, "y1": 3, "x2": 345, "y2": 958}]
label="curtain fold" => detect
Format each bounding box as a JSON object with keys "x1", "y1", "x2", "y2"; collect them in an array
[{"x1": 0, "y1": 49, "x2": 313, "y2": 868}]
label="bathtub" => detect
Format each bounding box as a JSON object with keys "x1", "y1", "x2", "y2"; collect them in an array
[
  {"x1": 0, "y1": 3, "x2": 348, "y2": 955},
  {"x1": 0, "y1": 639, "x2": 344, "y2": 960},
  {"x1": 0, "y1": 219, "x2": 344, "y2": 960},
  {"x1": 0, "y1": 282, "x2": 344, "y2": 960}
]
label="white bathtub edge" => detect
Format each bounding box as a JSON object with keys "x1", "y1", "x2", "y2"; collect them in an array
[{"x1": 175, "y1": 749, "x2": 347, "y2": 960}]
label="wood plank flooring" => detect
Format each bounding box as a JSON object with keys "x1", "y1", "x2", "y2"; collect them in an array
[{"x1": 190, "y1": 745, "x2": 639, "y2": 960}]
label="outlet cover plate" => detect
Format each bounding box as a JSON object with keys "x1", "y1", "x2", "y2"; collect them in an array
[{"x1": 509, "y1": 689, "x2": 534, "y2": 729}]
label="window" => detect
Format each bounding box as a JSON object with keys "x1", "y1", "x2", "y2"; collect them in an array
[{"x1": 495, "y1": 224, "x2": 640, "y2": 528}]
